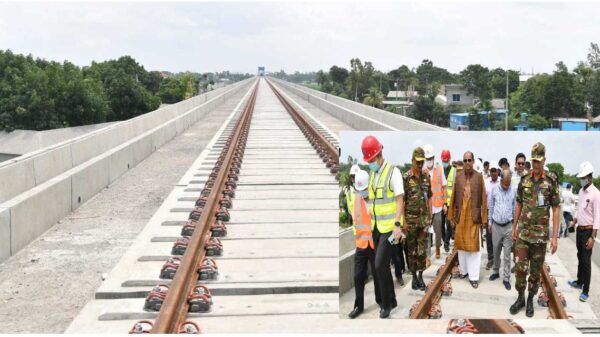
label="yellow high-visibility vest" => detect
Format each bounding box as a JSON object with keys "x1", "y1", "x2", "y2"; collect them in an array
[{"x1": 368, "y1": 162, "x2": 397, "y2": 233}]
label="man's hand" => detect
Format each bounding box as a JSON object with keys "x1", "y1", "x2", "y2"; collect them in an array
[
  {"x1": 550, "y1": 237, "x2": 558, "y2": 254},
  {"x1": 393, "y1": 226, "x2": 403, "y2": 240},
  {"x1": 443, "y1": 204, "x2": 448, "y2": 215},
  {"x1": 512, "y1": 227, "x2": 517, "y2": 242},
  {"x1": 586, "y1": 237, "x2": 595, "y2": 250}
]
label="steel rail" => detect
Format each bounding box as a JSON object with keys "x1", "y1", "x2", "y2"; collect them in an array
[
  {"x1": 410, "y1": 251, "x2": 457, "y2": 319},
  {"x1": 541, "y1": 263, "x2": 569, "y2": 319},
  {"x1": 150, "y1": 80, "x2": 259, "y2": 333},
  {"x1": 265, "y1": 79, "x2": 339, "y2": 173}
]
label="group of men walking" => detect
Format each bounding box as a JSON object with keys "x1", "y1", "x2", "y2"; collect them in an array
[{"x1": 345, "y1": 135, "x2": 600, "y2": 319}]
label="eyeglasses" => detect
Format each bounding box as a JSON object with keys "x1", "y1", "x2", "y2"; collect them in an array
[
  {"x1": 415, "y1": 161, "x2": 424, "y2": 166},
  {"x1": 517, "y1": 162, "x2": 525, "y2": 166},
  {"x1": 464, "y1": 159, "x2": 473, "y2": 163}
]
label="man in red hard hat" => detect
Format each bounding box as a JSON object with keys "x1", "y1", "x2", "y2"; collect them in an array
[
  {"x1": 441, "y1": 149, "x2": 455, "y2": 252},
  {"x1": 361, "y1": 135, "x2": 405, "y2": 318}
]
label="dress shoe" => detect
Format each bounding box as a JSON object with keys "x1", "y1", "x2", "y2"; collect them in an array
[
  {"x1": 397, "y1": 275, "x2": 405, "y2": 286},
  {"x1": 510, "y1": 291, "x2": 525, "y2": 315},
  {"x1": 444, "y1": 245, "x2": 450, "y2": 253},
  {"x1": 526, "y1": 293, "x2": 534, "y2": 317},
  {"x1": 380, "y1": 308, "x2": 391, "y2": 319},
  {"x1": 503, "y1": 280, "x2": 511, "y2": 290},
  {"x1": 489, "y1": 273, "x2": 500, "y2": 281},
  {"x1": 348, "y1": 307, "x2": 363, "y2": 319},
  {"x1": 435, "y1": 247, "x2": 441, "y2": 259}
]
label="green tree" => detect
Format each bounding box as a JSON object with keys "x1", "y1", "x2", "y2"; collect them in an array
[
  {"x1": 546, "y1": 162, "x2": 564, "y2": 182},
  {"x1": 362, "y1": 87, "x2": 384, "y2": 108},
  {"x1": 460, "y1": 64, "x2": 492, "y2": 106},
  {"x1": 527, "y1": 114, "x2": 549, "y2": 129}
]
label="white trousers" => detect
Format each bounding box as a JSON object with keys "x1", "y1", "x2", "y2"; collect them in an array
[{"x1": 458, "y1": 250, "x2": 482, "y2": 281}]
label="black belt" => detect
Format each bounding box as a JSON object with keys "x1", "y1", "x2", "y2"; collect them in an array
[{"x1": 494, "y1": 220, "x2": 512, "y2": 227}]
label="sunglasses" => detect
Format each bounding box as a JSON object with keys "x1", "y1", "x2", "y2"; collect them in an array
[
  {"x1": 517, "y1": 162, "x2": 525, "y2": 166},
  {"x1": 463, "y1": 159, "x2": 473, "y2": 163}
]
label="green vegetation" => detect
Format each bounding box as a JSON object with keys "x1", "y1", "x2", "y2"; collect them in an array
[
  {"x1": 279, "y1": 43, "x2": 600, "y2": 129},
  {"x1": 0, "y1": 50, "x2": 252, "y2": 132}
]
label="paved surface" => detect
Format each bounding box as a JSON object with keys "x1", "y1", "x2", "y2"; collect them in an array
[
  {"x1": 66, "y1": 78, "x2": 340, "y2": 333},
  {"x1": 339, "y1": 235, "x2": 596, "y2": 331},
  {"x1": 0, "y1": 88, "x2": 250, "y2": 333}
]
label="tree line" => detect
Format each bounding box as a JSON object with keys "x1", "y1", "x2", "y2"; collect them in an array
[
  {"x1": 0, "y1": 50, "x2": 252, "y2": 132},
  {"x1": 275, "y1": 43, "x2": 600, "y2": 130}
]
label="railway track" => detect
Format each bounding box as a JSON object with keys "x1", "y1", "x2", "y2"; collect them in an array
[
  {"x1": 65, "y1": 76, "x2": 598, "y2": 333},
  {"x1": 409, "y1": 250, "x2": 568, "y2": 333},
  {"x1": 67, "y1": 78, "x2": 340, "y2": 333}
]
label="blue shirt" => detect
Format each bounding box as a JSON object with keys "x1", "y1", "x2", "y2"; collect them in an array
[{"x1": 488, "y1": 184, "x2": 516, "y2": 225}]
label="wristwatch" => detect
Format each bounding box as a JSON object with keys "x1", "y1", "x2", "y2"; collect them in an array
[{"x1": 395, "y1": 221, "x2": 402, "y2": 228}]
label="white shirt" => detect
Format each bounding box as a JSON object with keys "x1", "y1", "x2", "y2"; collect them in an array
[
  {"x1": 485, "y1": 176, "x2": 500, "y2": 202},
  {"x1": 426, "y1": 163, "x2": 447, "y2": 214},
  {"x1": 372, "y1": 160, "x2": 404, "y2": 197},
  {"x1": 562, "y1": 189, "x2": 575, "y2": 214}
]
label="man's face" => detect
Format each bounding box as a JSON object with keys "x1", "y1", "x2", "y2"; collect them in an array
[
  {"x1": 532, "y1": 159, "x2": 544, "y2": 175},
  {"x1": 501, "y1": 173, "x2": 511, "y2": 190},
  {"x1": 463, "y1": 153, "x2": 474, "y2": 172},
  {"x1": 413, "y1": 158, "x2": 424, "y2": 172},
  {"x1": 426, "y1": 157, "x2": 434, "y2": 169},
  {"x1": 515, "y1": 157, "x2": 526, "y2": 173},
  {"x1": 501, "y1": 163, "x2": 509, "y2": 170},
  {"x1": 484, "y1": 164, "x2": 489, "y2": 172},
  {"x1": 490, "y1": 169, "x2": 499, "y2": 181}
]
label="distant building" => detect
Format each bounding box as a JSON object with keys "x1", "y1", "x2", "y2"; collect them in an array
[
  {"x1": 551, "y1": 117, "x2": 589, "y2": 131},
  {"x1": 450, "y1": 109, "x2": 507, "y2": 130},
  {"x1": 258, "y1": 67, "x2": 265, "y2": 76},
  {"x1": 439, "y1": 84, "x2": 478, "y2": 107},
  {"x1": 491, "y1": 98, "x2": 507, "y2": 109},
  {"x1": 593, "y1": 114, "x2": 600, "y2": 128},
  {"x1": 383, "y1": 90, "x2": 417, "y2": 112}
]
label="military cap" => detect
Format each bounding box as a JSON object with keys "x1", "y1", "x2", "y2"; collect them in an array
[
  {"x1": 531, "y1": 142, "x2": 545, "y2": 161},
  {"x1": 412, "y1": 147, "x2": 426, "y2": 161}
]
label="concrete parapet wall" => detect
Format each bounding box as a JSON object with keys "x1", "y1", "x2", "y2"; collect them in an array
[
  {"x1": 269, "y1": 77, "x2": 446, "y2": 132},
  {"x1": 0, "y1": 78, "x2": 255, "y2": 263},
  {"x1": 0, "y1": 78, "x2": 254, "y2": 205},
  {"x1": 339, "y1": 228, "x2": 355, "y2": 294}
]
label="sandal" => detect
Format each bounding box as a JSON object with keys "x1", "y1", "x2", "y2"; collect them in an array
[
  {"x1": 470, "y1": 280, "x2": 479, "y2": 289},
  {"x1": 459, "y1": 273, "x2": 469, "y2": 279}
]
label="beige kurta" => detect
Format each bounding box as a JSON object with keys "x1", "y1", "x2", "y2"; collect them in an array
[{"x1": 449, "y1": 174, "x2": 487, "y2": 252}]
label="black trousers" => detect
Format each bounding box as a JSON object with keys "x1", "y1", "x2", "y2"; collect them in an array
[
  {"x1": 444, "y1": 213, "x2": 453, "y2": 248},
  {"x1": 391, "y1": 240, "x2": 406, "y2": 277},
  {"x1": 373, "y1": 226, "x2": 396, "y2": 310},
  {"x1": 353, "y1": 246, "x2": 381, "y2": 309},
  {"x1": 576, "y1": 228, "x2": 593, "y2": 295}
]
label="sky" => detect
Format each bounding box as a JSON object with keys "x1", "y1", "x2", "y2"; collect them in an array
[
  {"x1": 340, "y1": 131, "x2": 600, "y2": 175},
  {"x1": 0, "y1": 1, "x2": 599, "y2": 74}
]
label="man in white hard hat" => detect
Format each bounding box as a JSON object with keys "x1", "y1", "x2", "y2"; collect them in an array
[
  {"x1": 348, "y1": 170, "x2": 381, "y2": 318},
  {"x1": 568, "y1": 161, "x2": 600, "y2": 302},
  {"x1": 423, "y1": 144, "x2": 447, "y2": 260}
]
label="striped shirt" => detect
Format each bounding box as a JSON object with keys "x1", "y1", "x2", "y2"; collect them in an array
[{"x1": 488, "y1": 184, "x2": 516, "y2": 226}]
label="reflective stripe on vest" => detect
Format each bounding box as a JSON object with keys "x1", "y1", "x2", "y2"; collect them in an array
[
  {"x1": 346, "y1": 189, "x2": 355, "y2": 218},
  {"x1": 446, "y1": 167, "x2": 456, "y2": 204},
  {"x1": 353, "y1": 192, "x2": 374, "y2": 249},
  {"x1": 431, "y1": 165, "x2": 445, "y2": 208},
  {"x1": 368, "y1": 162, "x2": 397, "y2": 233}
]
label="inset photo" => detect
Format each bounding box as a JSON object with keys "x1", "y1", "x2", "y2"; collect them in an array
[{"x1": 339, "y1": 131, "x2": 600, "y2": 322}]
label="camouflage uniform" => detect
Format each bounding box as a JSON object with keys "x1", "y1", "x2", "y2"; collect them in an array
[
  {"x1": 404, "y1": 147, "x2": 433, "y2": 273},
  {"x1": 515, "y1": 143, "x2": 560, "y2": 294}
]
